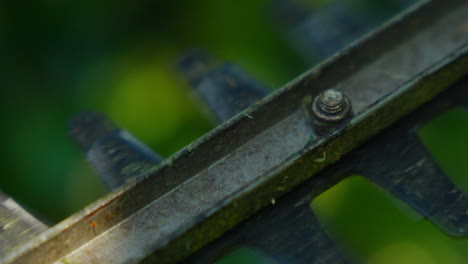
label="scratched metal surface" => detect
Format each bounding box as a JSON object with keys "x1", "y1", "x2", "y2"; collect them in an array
[
  {"x1": 185, "y1": 78, "x2": 468, "y2": 264},
  {"x1": 2, "y1": 1, "x2": 468, "y2": 263},
  {"x1": 336, "y1": 2, "x2": 467, "y2": 113},
  {"x1": 0, "y1": 192, "x2": 47, "y2": 258}
]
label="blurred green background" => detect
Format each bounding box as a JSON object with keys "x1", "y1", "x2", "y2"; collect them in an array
[{"x1": 0, "y1": 0, "x2": 466, "y2": 263}]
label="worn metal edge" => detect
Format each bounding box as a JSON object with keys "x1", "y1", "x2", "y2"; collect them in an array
[
  {"x1": 0, "y1": 192, "x2": 48, "y2": 258},
  {"x1": 4, "y1": 0, "x2": 465, "y2": 263},
  {"x1": 140, "y1": 46, "x2": 468, "y2": 263}
]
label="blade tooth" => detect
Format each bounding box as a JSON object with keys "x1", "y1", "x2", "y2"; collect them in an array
[
  {"x1": 176, "y1": 51, "x2": 269, "y2": 123},
  {"x1": 438, "y1": 76, "x2": 468, "y2": 109},
  {"x1": 0, "y1": 192, "x2": 47, "y2": 259},
  {"x1": 452, "y1": 82, "x2": 468, "y2": 109},
  {"x1": 68, "y1": 110, "x2": 118, "y2": 153},
  {"x1": 270, "y1": 0, "x2": 309, "y2": 26},
  {"x1": 245, "y1": 203, "x2": 352, "y2": 264},
  {"x1": 69, "y1": 111, "x2": 163, "y2": 190},
  {"x1": 175, "y1": 49, "x2": 218, "y2": 87},
  {"x1": 272, "y1": 1, "x2": 371, "y2": 64},
  {"x1": 355, "y1": 129, "x2": 468, "y2": 237}
]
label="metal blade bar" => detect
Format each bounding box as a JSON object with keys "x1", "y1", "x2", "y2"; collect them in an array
[
  {"x1": 4, "y1": 1, "x2": 467, "y2": 263},
  {"x1": 0, "y1": 192, "x2": 47, "y2": 259},
  {"x1": 177, "y1": 51, "x2": 350, "y2": 264},
  {"x1": 184, "y1": 77, "x2": 467, "y2": 264},
  {"x1": 184, "y1": 176, "x2": 353, "y2": 264}
]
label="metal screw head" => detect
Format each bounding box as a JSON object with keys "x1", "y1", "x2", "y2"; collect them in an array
[
  {"x1": 318, "y1": 89, "x2": 345, "y2": 114},
  {"x1": 311, "y1": 89, "x2": 352, "y2": 133}
]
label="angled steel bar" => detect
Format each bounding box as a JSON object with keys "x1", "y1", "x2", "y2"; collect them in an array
[
  {"x1": 186, "y1": 78, "x2": 468, "y2": 264},
  {"x1": 176, "y1": 52, "x2": 349, "y2": 264},
  {"x1": 0, "y1": 192, "x2": 47, "y2": 259},
  {"x1": 3, "y1": 1, "x2": 468, "y2": 263},
  {"x1": 184, "y1": 175, "x2": 353, "y2": 264}
]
